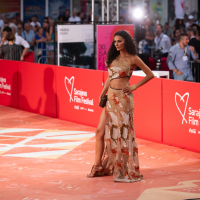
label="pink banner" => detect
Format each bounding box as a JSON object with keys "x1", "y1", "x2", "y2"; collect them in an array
[{"x1": 97, "y1": 25, "x2": 134, "y2": 71}]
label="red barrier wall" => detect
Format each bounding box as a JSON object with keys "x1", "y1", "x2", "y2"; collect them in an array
[
  {"x1": 1, "y1": 59, "x2": 200, "y2": 153},
  {"x1": 163, "y1": 79, "x2": 200, "y2": 153},
  {"x1": 56, "y1": 66, "x2": 104, "y2": 127},
  {"x1": 104, "y1": 72, "x2": 162, "y2": 143},
  {"x1": 18, "y1": 62, "x2": 57, "y2": 117},
  {"x1": 24, "y1": 52, "x2": 34, "y2": 63},
  {"x1": 0, "y1": 60, "x2": 18, "y2": 108}
]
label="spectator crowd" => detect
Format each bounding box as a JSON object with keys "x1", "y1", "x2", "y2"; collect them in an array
[{"x1": 0, "y1": 9, "x2": 200, "y2": 81}]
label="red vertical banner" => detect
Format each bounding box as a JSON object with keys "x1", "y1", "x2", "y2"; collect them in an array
[
  {"x1": 0, "y1": 60, "x2": 18, "y2": 108},
  {"x1": 56, "y1": 66, "x2": 104, "y2": 127},
  {"x1": 163, "y1": 79, "x2": 200, "y2": 153}
]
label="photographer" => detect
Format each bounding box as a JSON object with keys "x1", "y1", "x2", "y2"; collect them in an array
[
  {"x1": 154, "y1": 24, "x2": 171, "y2": 57},
  {"x1": 167, "y1": 33, "x2": 198, "y2": 81}
]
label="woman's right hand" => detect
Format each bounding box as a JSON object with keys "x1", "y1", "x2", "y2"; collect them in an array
[{"x1": 99, "y1": 96, "x2": 102, "y2": 105}]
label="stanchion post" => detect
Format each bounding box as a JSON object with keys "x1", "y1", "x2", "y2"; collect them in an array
[
  {"x1": 54, "y1": 22, "x2": 56, "y2": 65},
  {"x1": 93, "y1": 21, "x2": 96, "y2": 70}
]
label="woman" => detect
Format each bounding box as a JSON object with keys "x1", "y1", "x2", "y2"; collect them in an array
[
  {"x1": 1, "y1": 32, "x2": 22, "y2": 61},
  {"x1": 46, "y1": 25, "x2": 57, "y2": 64},
  {"x1": 35, "y1": 27, "x2": 47, "y2": 63},
  {"x1": 175, "y1": 18, "x2": 185, "y2": 30},
  {"x1": 87, "y1": 30, "x2": 154, "y2": 182}
]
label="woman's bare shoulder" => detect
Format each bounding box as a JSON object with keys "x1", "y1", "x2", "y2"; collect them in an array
[{"x1": 130, "y1": 55, "x2": 140, "y2": 64}]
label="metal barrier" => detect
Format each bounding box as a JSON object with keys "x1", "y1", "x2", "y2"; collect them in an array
[
  {"x1": 34, "y1": 41, "x2": 57, "y2": 65},
  {"x1": 190, "y1": 61, "x2": 200, "y2": 83}
]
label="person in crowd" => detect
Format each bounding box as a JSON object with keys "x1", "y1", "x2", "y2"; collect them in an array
[
  {"x1": 42, "y1": 21, "x2": 49, "y2": 36},
  {"x1": 180, "y1": 25, "x2": 186, "y2": 33},
  {"x1": 3, "y1": 21, "x2": 9, "y2": 28},
  {"x1": 119, "y1": 16, "x2": 124, "y2": 24},
  {"x1": 16, "y1": 21, "x2": 24, "y2": 36},
  {"x1": 0, "y1": 32, "x2": 22, "y2": 61},
  {"x1": 46, "y1": 25, "x2": 57, "y2": 64},
  {"x1": 78, "y1": 12, "x2": 85, "y2": 24},
  {"x1": 172, "y1": 29, "x2": 181, "y2": 45},
  {"x1": 27, "y1": 19, "x2": 32, "y2": 25},
  {"x1": 0, "y1": 27, "x2": 29, "y2": 61},
  {"x1": 9, "y1": 23, "x2": 18, "y2": 36},
  {"x1": 0, "y1": 14, "x2": 5, "y2": 31},
  {"x1": 35, "y1": 27, "x2": 47, "y2": 63},
  {"x1": 163, "y1": 22, "x2": 173, "y2": 38},
  {"x1": 43, "y1": 17, "x2": 49, "y2": 23},
  {"x1": 49, "y1": 19, "x2": 54, "y2": 26},
  {"x1": 31, "y1": 25, "x2": 38, "y2": 35},
  {"x1": 185, "y1": 15, "x2": 196, "y2": 30},
  {"x1": 168, "y1": 33, "x2": 198, "y2": 81},
  {"x1": 191, "y1": 24, "x2": 200, "y2": 31},
  {"x1": 144, "y1": 24, "x2": 154, "y2": 46},
  {"x1": 58, "y1": 15, "x2": 63, "y2": 22},
  {"x1": 69, "y1": 10, "x2": 81, "y2": 24},
  {"x1": 30, "y1": 15, "x2": 41, "y2": 27},
  {"x1": 63, "y1": 9, "x2": 70, "y2": 22},
  {"x1": 21, "y1": 23, "x2": 35, "y2": 51},
  {"x1": 196, "y1": 30, "x2": 200, "y2": 41},
  {"x1": 154, "y1": 24, "x2": 171, "y2": 57},
  {"x1": 188, "y1": 28, "x2": 200, "y2": 57},
  {"x1": 138, "y1": 28, "x2": 149, "y2": 67},
  {"x1": 175, "y1": 18, "x2": 185, "y2": 30}
]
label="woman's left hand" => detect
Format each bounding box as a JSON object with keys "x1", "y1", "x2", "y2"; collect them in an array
[{"x1": 122, "y1": 86, "x2": 132, "y2": 94}]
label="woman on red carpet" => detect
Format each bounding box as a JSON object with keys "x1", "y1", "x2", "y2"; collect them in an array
[{"x1": 87, "y1": 30, "x2": 154, "y2": 182}]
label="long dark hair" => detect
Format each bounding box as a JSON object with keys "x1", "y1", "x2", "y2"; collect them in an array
[{"x1": 106, "y1": 30, "x2": 137, "y2": 68}]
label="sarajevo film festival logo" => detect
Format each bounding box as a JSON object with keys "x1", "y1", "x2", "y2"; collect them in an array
[
  {"x1": 65, "y1": 76, "x2": 74, "y2": 102},
  {"x1": 175, "y1": 92, "x2": 189, "y2": 124}
]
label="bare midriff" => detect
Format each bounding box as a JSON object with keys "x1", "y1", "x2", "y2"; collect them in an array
[{"x1": 109, "y1": 76, "x2": 130, "y2": 89}]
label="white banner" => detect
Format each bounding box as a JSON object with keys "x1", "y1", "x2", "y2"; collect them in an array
[
  {"x1": 57, "y1": 24, "x2": 94, "y2": 68},
  {"x1": 174, "y1": 0, "x2": 185, "y2": 19}
]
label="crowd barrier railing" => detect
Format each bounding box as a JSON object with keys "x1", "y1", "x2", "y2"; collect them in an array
[
  {"x1": 34, "y1": 41, "x2": 57, "y2": 65},
  {"x1": 190, "y1": 61, "x2": 200, "y2": 83},
  {"x1": 0, "y1": 60, "x2": 200, "y2": 153}
]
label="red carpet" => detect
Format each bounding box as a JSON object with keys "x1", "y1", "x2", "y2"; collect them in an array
[{"x1": 0, "y1": 105, "x2": 200, "y2": 200}]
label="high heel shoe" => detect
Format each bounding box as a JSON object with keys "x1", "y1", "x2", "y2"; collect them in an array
[{"x1": 86, "y1": 165, "x2": 103, "y2": 178}]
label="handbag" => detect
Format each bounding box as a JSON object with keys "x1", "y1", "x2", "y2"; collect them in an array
[{"x1": 99, "y1": 95, "x2": 107, "y2": 108}]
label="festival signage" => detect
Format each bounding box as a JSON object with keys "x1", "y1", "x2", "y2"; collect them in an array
[
  {"x1": 0, "y1": 0, "x2": 20, "y2": 22},
  {"x1": 0, "y1": 60, "x2": 18, "y2": 108},
  {"x1": 150, "y1": 0, "x2": 164, "y2": 25},
  {"x1": 24, "y1": 0, "x2": 45, "y2": 24},
  {"x1": 97, "y1": 25, "x2": 134, "y2": 71},
  {"x1": 49, "y1": 0, "x2": 70, "y2": 21},
  {"x1": 56, "y1": 66, "x2": 103, "y2": 127},
  {"x1": 163, "y1": 79, "x2": 200, "y2": 152},
  {"x1": 57, "y1": 24, "x2": 95, "y2": 69}
]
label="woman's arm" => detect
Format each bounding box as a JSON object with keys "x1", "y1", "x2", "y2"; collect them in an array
[
  {"x1": 133, "y1": 56, "x2": 154, "y2": 88},
  {"x1": 46, "y1": 32, "x2": 51, "y2": 41},
  {"x1": 123, "y1": 56, "x2": 154, "y2": 94},
  {"x1": 100, "y1": 76, "x2": 110, "y2": 98}
]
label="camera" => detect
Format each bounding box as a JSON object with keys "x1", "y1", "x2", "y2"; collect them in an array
[{"x1": 152, "y1": 47, "x2": 163, "y2": 70}]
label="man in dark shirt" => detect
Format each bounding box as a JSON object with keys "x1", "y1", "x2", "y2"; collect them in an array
[
  {"x1": 188, "y1": 28, "x2": 200, "y2": 56},
  {"x1": 63, "y1": 9, "x2": 70, "y2": 22}
]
